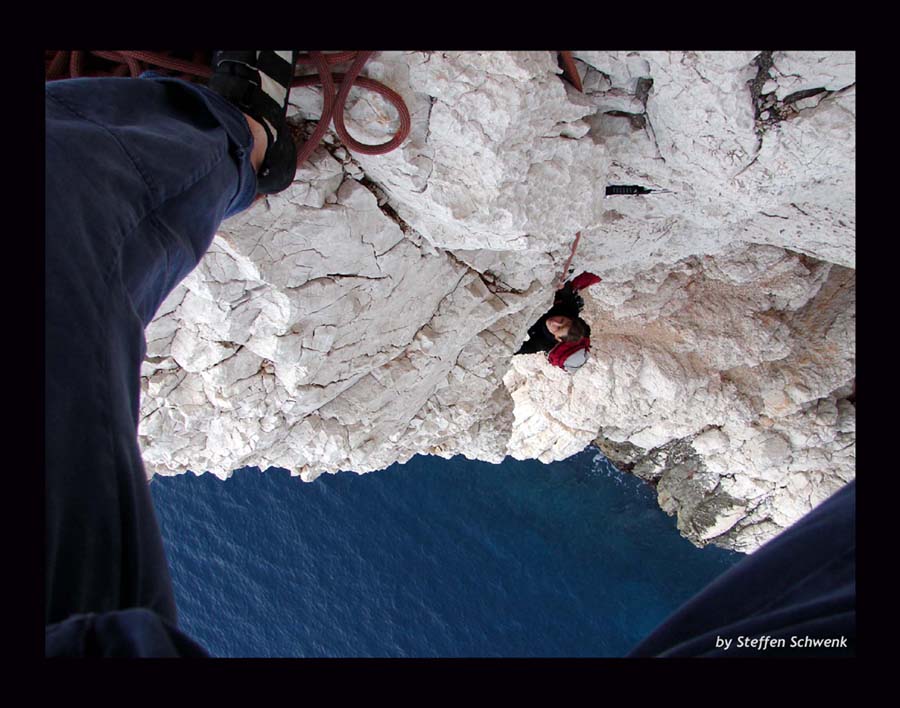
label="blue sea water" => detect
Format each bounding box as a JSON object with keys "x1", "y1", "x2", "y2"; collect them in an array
[{"x1": 150, "y1": 447, "x2": 742, "y2": 657}]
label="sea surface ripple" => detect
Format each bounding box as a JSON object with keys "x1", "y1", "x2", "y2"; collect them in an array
[{"x1": 150, "y1": 447, "x2": 742, "y2": 657}]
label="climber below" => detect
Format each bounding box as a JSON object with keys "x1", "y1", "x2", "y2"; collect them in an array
[{"x1": 515, "y1": 272, "x2": 601, "y2": 372}]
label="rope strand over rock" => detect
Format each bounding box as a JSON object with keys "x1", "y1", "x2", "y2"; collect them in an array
[
  {"x1": 44, "y1": 50, "x2": 411, "y2": 165},
  {"x1": 558, "y1": 231, "x2": 582, "y2": 289}
]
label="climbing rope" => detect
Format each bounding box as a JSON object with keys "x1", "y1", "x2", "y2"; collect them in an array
[
  {"x1": 558, "y1": 231, "x2": 582, "y2": 289},
  {"x1": 557, "y1": 51, "x2": 583, "y2": 92},
  {"x1": 44, "y1": 50, "x2": 411, "y2": 164}
]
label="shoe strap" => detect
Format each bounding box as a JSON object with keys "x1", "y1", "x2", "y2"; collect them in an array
[
  {"x1": 214, "y1": 51, "x2": 296, "y2": 91},
  {"x1": 237, "y1": 82, "x2": 284, "y2": 147}
]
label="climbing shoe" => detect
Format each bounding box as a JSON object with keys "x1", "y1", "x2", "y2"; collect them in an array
[{"x1": 208, "y1": 50, "x2": 299, "y2": 194}]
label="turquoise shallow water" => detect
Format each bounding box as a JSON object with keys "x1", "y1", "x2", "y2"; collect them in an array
[{"x1": 150, "y1": 447, "x2": 743, "y2": 657}]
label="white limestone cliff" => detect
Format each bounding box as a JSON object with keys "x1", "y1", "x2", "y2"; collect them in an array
[{"x1": 139, "y1": 51, "x2": 855, "y2": 553}]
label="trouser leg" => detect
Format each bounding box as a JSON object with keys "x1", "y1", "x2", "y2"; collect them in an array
[
  {"x1": 628, "y1": 480, "x2": 855, "y2": 657},
  {"x1": 45, "y1": 75, "x2": 257, "y2": 625}
]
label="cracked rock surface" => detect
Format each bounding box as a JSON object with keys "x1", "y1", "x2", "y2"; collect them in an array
[{"x1": 139, "y1": 51, "x2": 855, "y2": 553}]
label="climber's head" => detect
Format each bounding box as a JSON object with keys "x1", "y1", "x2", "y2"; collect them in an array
[
  {"x1": 547, "y1": 315, "x2": 588, "y2": 342},
  {"x1": 562, "y1": 317, "x2": 588, "y2": 342},
  {"x1": 546, "y1": 315, "x2": 572, "y2": 340}
]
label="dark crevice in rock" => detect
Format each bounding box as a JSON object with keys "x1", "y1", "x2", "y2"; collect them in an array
[
  {"x1": 443, "y1": 250, "x2": 530, "y2": 296},
  {"x1": 747, "y1": 50, "x2": 776, "y2": 153},
  {"x1": 748, "y1": 51, "x2": 849, "y2": 139},
  {"x1": 289, "y1": 134, "x2": 528, "y2": 299},
  {"x1": 748, "y1": 51, "x2": 776, "y2": 112},
  {"x1": 604, "y1": 110, "x2": 646, "y2": 130},
  {"x1": 477, "y1": 269, "x2": 520, "y2": 295},
  {"x1": 783, "y1": 87, "x2": 828, "y2": 105},
  {"x1": 580, "y1": 62, "x2": 664, "y2": 161},
  {"x1": 634, "y1": 77, "x2": 654, "y2": 106},
  {"x1": 423, "y1": 96, "x2": 436, "y2": 146},
  {"x1": 299, "y1": 131, "x2": 420, "y2": 242},
  {"x1": 321, "y1": 272, "x2": 389, "y2": 282},
  {"x1": 355, "y1": 175, "x2": 422, "y2": 240},
  {"x1": 643, "y1": 112, "x2": 666, "y2": 164}
]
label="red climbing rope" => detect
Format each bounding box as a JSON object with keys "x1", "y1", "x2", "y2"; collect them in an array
[
  {"x1": 557, "y1": 51, "x2": 583, "y2": 93},
  {"x1": 44, "y1": 50, "x2": 411, "y2": 163},
  {"x1": 558, "y1": 231, "x2": 582, "y2": 289},
  {"x1": 291, "y1": 50, "x2": 411, "y2": 159}
]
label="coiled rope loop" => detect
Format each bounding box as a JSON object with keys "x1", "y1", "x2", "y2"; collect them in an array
[
  {"x1": 44, "y1": 50, "x2": 411, "y2": 161},
  {"x1": 290, "y1": 50, "x2": 411, "y2": 161}
]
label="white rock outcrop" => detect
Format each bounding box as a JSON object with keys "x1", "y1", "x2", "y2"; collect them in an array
[{"x1": 139, "y1": 51, "x2": 855, "y2": 552}]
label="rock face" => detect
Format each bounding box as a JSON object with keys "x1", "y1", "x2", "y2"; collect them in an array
[{"x1": 139, "y1": 51, "x2": 855, "y2": 553}]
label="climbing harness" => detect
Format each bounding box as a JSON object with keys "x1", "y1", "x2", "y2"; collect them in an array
[
  {"x1": 44, "y1": 50, "x2": 412, "y2": 168},
  {"x1": 605, "y1": 184, "x2": 675, "y2": 196}
]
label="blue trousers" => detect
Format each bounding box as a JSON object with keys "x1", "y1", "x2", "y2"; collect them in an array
[
  {"x1": 628, "y1": 480, "x2": 855, "y2": 656},
  {"x1": 45, "y1": 75, "x2": 255, "y2": 656},
  {"x1": 44, "y1": 76, "x2": 855, "y2": 657}
]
